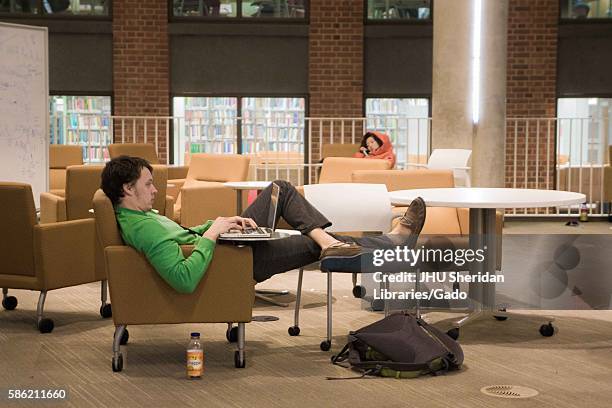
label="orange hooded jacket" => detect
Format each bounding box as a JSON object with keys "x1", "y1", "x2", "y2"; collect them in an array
[{"x1": 353, "y1": 131, "x2": 396, "y2": 168}]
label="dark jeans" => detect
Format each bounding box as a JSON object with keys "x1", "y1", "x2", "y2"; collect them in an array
[{"x1": 240, "y1": 180, "x2": 406, "y2": 282}]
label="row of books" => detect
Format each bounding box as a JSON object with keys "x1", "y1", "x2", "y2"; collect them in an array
[
  {"x1": 188, "y1": 141, "x2": 236, "y2": 154},
  {"x1": 53, "y1": 96, "x2": 111, "y2": 113}
]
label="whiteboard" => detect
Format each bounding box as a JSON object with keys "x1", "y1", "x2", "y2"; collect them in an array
[{"x1": 0, "y1": 22, "x2": 49, "y2": 209}]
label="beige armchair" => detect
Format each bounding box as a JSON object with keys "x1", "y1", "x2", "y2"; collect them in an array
[
  {"x1": 108, "y1": 143, "x2": 189, "y2": 183},
  {"x1": 0, "y1": 183, "x2": 109, "y2": 333},
  {"x1": 321, "y1": 143, "x2": 361, "y2": 160},
  {"x1": 40, "y1": 164, "x2": 173, "y2": 223},
  {"x1": 318, "y1": 157, "x2": 392, "y2": 183},
  {"x1": 40, "y1": 165, "x2": 104, "y2": 224},
  {"x1": 49, "y1": 145, "x2": 83, "y2": 197},
  {"x1": 173, "y1": 154, "x2": 251, "y2": 226},
  {"x1": 40, "y1": 164, "x2": 174, "y2": 296},
  {"x1": 92, "y1": 190, "x2": 254, "y2": 371}
]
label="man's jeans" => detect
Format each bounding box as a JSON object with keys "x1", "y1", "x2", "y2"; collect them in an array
[{"x1": 240, "y1": 180, "x2": 406, "y2": 282}]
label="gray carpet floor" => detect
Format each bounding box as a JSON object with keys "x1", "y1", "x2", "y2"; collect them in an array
[{"x1": 2, "y1": 266, "x2": 612, "y2": 408}]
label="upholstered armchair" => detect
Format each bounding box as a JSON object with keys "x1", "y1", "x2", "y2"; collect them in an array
[
  {"x1": 39, "y1": 164, "x2": 174, "y2": 296},
  {"x1": 0, "y1": 183, "x2": 110, "y2": 333},
  {"x1": 320, "y1": 143, "x2": 361, "y2": 160},
  {"x1": 173, "y1": 154, "x2": 251, "y2": 226},
  {"x1": 48, "y1": 145, "x2": 83, "y2": 197},
  {"x1": 318, "y1": 157, "x2": 392, "y2": 183},
  {"x1": 40, "y1": 164, "x2": 173, "y2": 223},
  {"x1": 108, "y1": 143, "x2": 189, "y2": 184},
  {"x1": 92, "y1": 189, "x2": 254, "y2": 371}
]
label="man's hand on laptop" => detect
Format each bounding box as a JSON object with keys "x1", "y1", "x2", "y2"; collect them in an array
[{"x1": 203, "y1": 216, "x2": 258, "y2": 241}]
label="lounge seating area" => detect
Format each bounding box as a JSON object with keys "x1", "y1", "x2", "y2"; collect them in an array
[
  {"x1": 1, "y1": 137, "x2": 611, "y2": 406},
  {"x1": 2, "y1": 2, "x2": 612, "y2": 403}
]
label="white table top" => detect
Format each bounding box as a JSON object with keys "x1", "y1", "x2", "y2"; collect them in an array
[
  {"x1": 224, "y1": 181, "x2": 271, "y2": 190},
  {"x1": 389, "y1": 188, "x2": 586, "y2": 209}
]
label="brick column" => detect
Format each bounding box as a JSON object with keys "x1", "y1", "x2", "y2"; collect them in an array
[
  {"x1": 506, "y1": 0, "x2": 558, "y2": 191},
  {"x1": 308, "y1": 0, "x2": 364, "y2": 162},
  {"x1": 113, "y1": 0, "x2": 170, "y2": 162}
]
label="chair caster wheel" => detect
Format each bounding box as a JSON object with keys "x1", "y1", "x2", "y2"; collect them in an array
[
  {"x1": 38, "y1": 318, "x2": 54, "y2": 333},
  {"x1": 494, "y1": 308, "x2": 508, "y2": 321},
  {"x1": 112, "y1": 354, "x2": 123, "y2": 372},
  {"x1": 539, "y1": 323, "x2": 555, "y2": 337},
  {"x1": 352, "y1": 285, "x2": 366, "y2": 298},
  {"x1": 320, "y1": 340, "x2": 331, "y2": 351},
  {"x1": 226, "y1": 326, "x2": 238, "y2": 343},
  {"x1": 100, "y1": 303, "x2": 112, "y2": 318},
  {"x1": 120, "y1": 329, "x2": 129, "y2": 345},
  {"x1": 288, "y1": 326, "x2": 300, "y2": 336},
  {"x1": 446, "y1": 328, "x2": 459, "y2": 341},
  {"x1": 2, "y1": 296, "x2": 17, "y2": 310},
  {"x1": 234, "y1": 351, "x2": 245, "y2": 368},
  {"x1": 370, "y1": 299, "x2": 384, "y2": 312}
]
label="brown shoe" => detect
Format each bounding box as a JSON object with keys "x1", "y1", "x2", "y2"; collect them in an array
[
  {"x1": 399, "y1": 197, "x2": 426, "y2": 238},
  {"x1": 319, "y1": 242, "x2": 362, "y2": 260}
]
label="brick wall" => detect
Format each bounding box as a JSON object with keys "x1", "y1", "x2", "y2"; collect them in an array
[
  {"x1": 308, "y1": 0, "x2": 364, "y2": 161},
  {"x1": 113, "y1": 0, "x2": 170, "y2": 162},
  {"x1": 505, "y1": 0, "x2": 559, "y2": 192}
]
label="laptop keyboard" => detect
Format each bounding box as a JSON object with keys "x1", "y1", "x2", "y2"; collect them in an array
[{"x1": 243, "y1": 227, "x2": 267, "y2": 234}]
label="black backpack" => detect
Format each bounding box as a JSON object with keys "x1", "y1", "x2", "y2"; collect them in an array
[{"x1": 329, "y1": 312, "x2": 463, "y2": 379}]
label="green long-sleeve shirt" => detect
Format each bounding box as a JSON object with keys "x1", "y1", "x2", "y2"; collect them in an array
[{"x1": 115, "y1": 207, "x2": 215, "y2": 294}]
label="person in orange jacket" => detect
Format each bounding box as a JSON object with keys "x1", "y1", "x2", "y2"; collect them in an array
[{"x1": 353, "y1": 131, "x2": 396, "y2": 168}]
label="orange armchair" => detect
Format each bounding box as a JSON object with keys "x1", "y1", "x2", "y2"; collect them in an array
[{"x1": 0, "y1": 183, "x2": 110, "y2": 333}]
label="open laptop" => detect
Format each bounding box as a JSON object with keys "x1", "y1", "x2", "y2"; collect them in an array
[{"x1": 219, "y1": 182, "x2": 280, "y2": 239}]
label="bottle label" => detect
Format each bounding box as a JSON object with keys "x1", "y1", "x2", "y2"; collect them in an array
[{"x1": 187, "y1": 350, "x2": 204, "y2": 377}]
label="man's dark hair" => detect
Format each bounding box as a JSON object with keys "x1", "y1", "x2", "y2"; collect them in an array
[{"x1": 101, "y1": 156, "x2": 153, "y2": 206}]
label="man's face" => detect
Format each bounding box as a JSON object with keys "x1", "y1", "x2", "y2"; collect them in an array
[{"x1": 124, "y1": 167, "x2": 157, "y2": 212}]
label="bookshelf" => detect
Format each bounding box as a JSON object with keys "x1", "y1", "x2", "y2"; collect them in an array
[
  {"x1": 365, "y1": 98, "x2": 430, "y2": 167},
  {"x1": 173, "y1": 97, "x2": 238, "y2": 164},
  {"x1": 241, "y1": 97, "x2": 305, "y2": 155},
  {"x1": 173, "y1": 96, "x2": 306, "y2": 165},
  {"x1": 49, "y1": 96, "x2": 112, "y2": 164}
]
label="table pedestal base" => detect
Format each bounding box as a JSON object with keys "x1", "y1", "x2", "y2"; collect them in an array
[
  {"x1": 447, "y1": 308, "x2": 557, "y2": 340},
  {"x1": 255, "y1": 290, "x2": 290, "y2": 308}
]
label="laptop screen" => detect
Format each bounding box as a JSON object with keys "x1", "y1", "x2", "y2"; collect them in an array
[{"x1": 267, "y1": 182, "x2": 280, "y2": 230}]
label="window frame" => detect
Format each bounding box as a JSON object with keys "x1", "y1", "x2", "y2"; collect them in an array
[
  {"x1": 169, "y1": 0, "x2": 309, "y2": 23},
  {"x1": 559, "y1": 0, "x2": 612, "y2": 21},
  {"x1": 169, "y1": 93, "x2": 309, "y2": 163},
  {"x1": 0, "y1": 0, "x2": 112, "y2": 20},
  {"x1": 364, "y1": 0, "x2": 434, "y2": 25}
]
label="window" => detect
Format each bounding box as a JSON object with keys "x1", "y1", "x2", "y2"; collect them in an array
[
  {"x1": 172, "y1": 96, "x2": 305, "y2": 165},
  {"x1": 365, "y1": 98, "x2": 430, "y2": 168},
  {"x1": 366, "y1": 0, "x2": 431, "y2": 21},
  {"x1": 557, "y1": 98, "x2": 612, "y2": 165},
  {"x1": 173, "y1": 97, "x2": 238, "y2": 162},
  {"x1": 172, "y1": 0, "x2": 307, "y2": 19},
  {"x1": 49, "y1": 95, "x2": 112, "y2": 163},
  {"x1": 560, "y1": 0, "x2": 612, "y2": 19},
  {"x1": 0, "y1": 0, "x2": 109, "y2": 16},
  {"x1": 241, "y1": 97, "x2": 305, "y2": 154}
]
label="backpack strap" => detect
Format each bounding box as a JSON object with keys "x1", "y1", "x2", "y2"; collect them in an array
[
  {"x1": 326, "y1": 366, "x2": 382, "y2": 381},
  {"x1": 330, "y1": 343, "x2": 351, "y2": 367}
]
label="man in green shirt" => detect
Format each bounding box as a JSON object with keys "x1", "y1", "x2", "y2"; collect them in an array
[{"x1": 100, "y1": 156, "x2": 426, "y2": 293}]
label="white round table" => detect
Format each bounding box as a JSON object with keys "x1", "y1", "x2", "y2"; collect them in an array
[
  {"x1": 224, "y1": 181, "x2": 271, "y2": 214},
  {"x1": 389, "y1": 188, "x2": 585, "y2": 209},
  {"x1": 389, "y1": 188, "x2": 585, "y2": 313}
]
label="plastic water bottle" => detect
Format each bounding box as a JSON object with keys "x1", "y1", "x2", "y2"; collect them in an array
[
  {"x1": 186, "y1": 332, "x2": 204, "y2": 379},
  {"x1": 579, "y1": 203, "x2": 588, "y2": 222}
]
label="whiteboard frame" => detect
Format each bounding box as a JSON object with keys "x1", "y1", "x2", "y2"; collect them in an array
[{"x1": 0, "y1": 22, "x2": 49, "y2": 209}]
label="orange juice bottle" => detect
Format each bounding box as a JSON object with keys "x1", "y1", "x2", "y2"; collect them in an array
[{"x1": 186, "y1": 332, "x2": 204, "y2": 379}]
